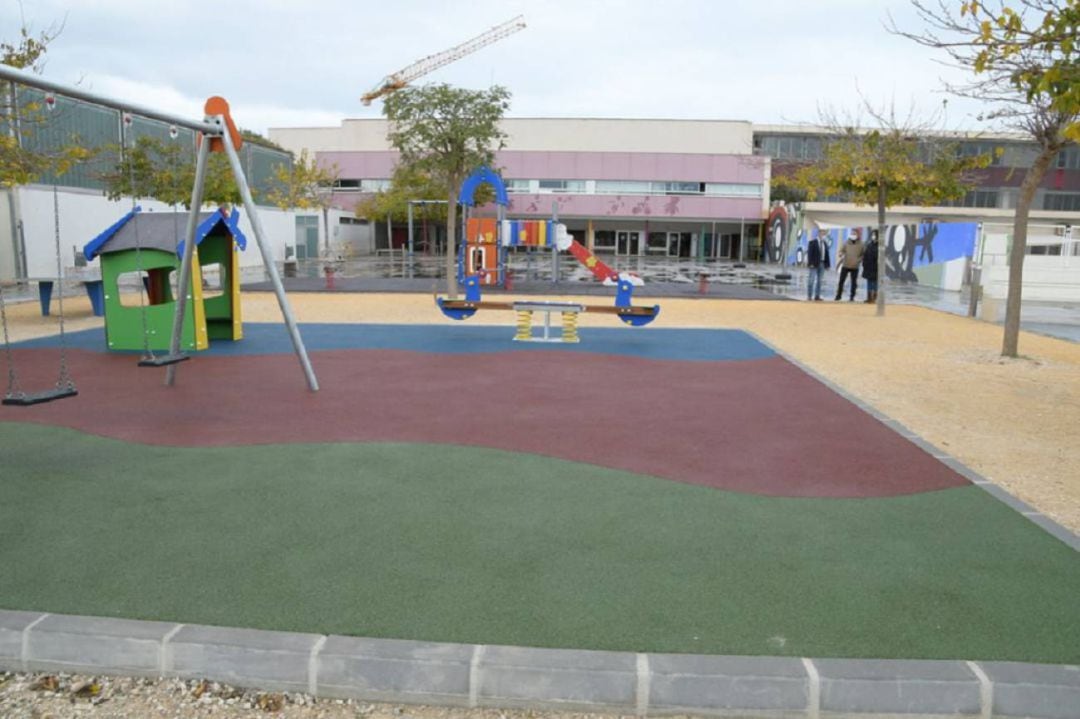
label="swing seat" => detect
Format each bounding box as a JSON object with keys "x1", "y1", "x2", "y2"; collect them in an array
[
  {"x1": 3, "y1": 386, "x2": 79, "y2": 406},
  {"x1": 137, "y1": 353, "x2": 190, "y2": 367}
]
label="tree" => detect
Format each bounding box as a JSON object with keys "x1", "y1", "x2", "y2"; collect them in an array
[
  {"x1": 1, "y1": 20, "x2": 89, "y2": 189},
  {"x1": 101, "y1": 135, "x2": 241, "y2": 209},
  {"x1": 383, "y1": 83, "x2": 511, "y2": 296},
  {"x1": 355, "y1": 162, "x2": 498, "y2": 252},
  {"x1": 779, "y1": 101, "x2": 990, "y2": 315},
  {"x1": 358, "y1": 163, "x2": 451, "y2": 224},
  {"x1": 265, "y1": 149, "x2": 339, "y2": 254},
  {"x1": 893, "y1": 0, "x2": 1080, "y2": 356}
]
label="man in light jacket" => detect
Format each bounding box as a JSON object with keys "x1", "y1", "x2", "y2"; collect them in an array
[{"x1": 834, "y1": 231, "x2": 864, "y2": 302}]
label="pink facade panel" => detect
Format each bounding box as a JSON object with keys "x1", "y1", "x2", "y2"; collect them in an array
[
  {"x1": 320, "y1": 149, "x2": 767, "y2": 220},
  {"x1": 325, "y1": 151, "x2": 398, "y2": 178},
  {"x1": 503, "y1": 194, "x2": 762, "y2": 221}
]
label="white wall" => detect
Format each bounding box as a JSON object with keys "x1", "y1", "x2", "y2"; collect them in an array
[
  {"x1": 270, "y1": 118, "x2": 755, "y2": 157},
  {"x1": 980, "y1": 224, "x2": 1080, "y2": 301},
  {"x1": 0, "y1": 189, "x2": 15, "y2": 281},
  {"x1": 15, "y1": 185, "x2": 295, "y2": 279}
]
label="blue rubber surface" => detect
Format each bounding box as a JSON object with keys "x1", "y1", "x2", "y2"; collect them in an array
[{"x1": 15, "y1": 323, "x2": 776, "y2": 362}]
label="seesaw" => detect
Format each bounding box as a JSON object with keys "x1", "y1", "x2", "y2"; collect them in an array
[{"x1": 436, "y1": 274, "x2": 660, "y2": 343}]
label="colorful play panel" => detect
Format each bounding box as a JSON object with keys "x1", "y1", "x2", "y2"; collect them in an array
[{"x1": 1, "y1": 322, "x2": 1078, "y2": 665}]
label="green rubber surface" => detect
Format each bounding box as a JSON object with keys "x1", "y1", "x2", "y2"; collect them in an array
[{"x1": 2, "y1": 422, "x2": 1078, "y2": 663}]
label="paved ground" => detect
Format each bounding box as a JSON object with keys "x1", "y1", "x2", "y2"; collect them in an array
[{"x1": 2, "y1": 319, "x2": 1078, "y2": 664}]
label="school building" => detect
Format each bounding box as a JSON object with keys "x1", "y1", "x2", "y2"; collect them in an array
[{"x1": 268, "y1": 118, "x2": 771, "y2": 262}]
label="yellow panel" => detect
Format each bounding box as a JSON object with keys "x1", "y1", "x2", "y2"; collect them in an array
[
  {"x1": 231, "y1": 244, "x2": 243, "y2": 340},
  {"x1": 190, "y1": 251, "x2": 209, "y2": 351}
]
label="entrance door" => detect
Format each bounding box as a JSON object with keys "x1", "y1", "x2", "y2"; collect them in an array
[
  {"x1": 668, "y1": 232, "x2": 692, "y2": 257},
  {"x1": 295, "y1": 217, "x2": 319, "y2": 259},
  {"x1": 616, "y1": 231, "x2": 641, "y2": 256}
]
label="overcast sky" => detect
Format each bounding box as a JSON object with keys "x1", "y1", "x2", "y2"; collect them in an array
[{"x1": 2, "y1": 0, "x2": 993, "y2": 136}]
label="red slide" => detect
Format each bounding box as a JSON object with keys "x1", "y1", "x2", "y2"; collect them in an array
[{"x1": 565, "y1": 239, "x2": 619, "y2": 284}]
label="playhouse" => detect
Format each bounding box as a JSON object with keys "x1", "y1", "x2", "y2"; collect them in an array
[{"x1": 83, "y1": 207, "x2": 247, "y2": 352}]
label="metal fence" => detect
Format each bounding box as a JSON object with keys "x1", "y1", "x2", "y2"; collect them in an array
[{"x1": 7, "y1": 87, "x2": 291, "y2": 198}]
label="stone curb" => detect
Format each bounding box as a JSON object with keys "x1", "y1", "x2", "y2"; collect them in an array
[
  {"x1": 2, "y1": 610, "x2": 1079, "y2": 718},
  {"x1": 751, "y1": 334, "x2": 1080, "y2": 553}
]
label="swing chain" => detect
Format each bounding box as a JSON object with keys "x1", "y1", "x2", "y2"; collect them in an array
[
  {"x1": 0, "y1": 281, "x2": 26, "y2": 400},
  {"x1": 52, "y1": 184, "x2": 75, "y2": 391},
  {"x1": 124, "y1": 116, "x2": 155, "y2": 362}
]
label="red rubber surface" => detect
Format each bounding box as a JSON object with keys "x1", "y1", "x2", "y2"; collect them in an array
[{"x1": 0, "y1": 347, "x2": 969, "y2": 498}]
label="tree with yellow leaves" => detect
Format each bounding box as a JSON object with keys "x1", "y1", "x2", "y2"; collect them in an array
[
  {"x1": 779, "y1": 100, "x2": 990, "y2": 316},
  {"x1": 2, "y1": 22, "x2": 90, "y2": 189},
  {"x1": 894, "y1": 0, "x2": 1080, "y2": 356},
  {"x1": 265, "y1": 149, "x2": 340, "y2": 256}
]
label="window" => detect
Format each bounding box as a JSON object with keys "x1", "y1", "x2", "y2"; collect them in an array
[
  {"x1": 506, "y1": 179, "x2": 532, "y2": 193},
  {"x1": 704, "y1": 183, "x2": 762, "y2": 197},
  {"x1": 958, "y1": 141, "x2": 1003, "y2": 166},
  {"x1": 942, "y1": 190, "x2": 998, "y2": 208},
  {"x1": 339, "y1": 217, "x2": 367, "y2": 225},
  {"x1": 1043, "y1": 193, "x2": 1080, "y2": 211},
  {"x1": 537, "y1": 179, "x2": 585, "y2": 193},
  {"x1": 333, "y1": 179, "x2": 361, "y2": 190},
  {"x1": 593, "y1": 230, "x2": 616, "y2": 251},
  {"x1": 654, "y1": 181, "x2": 704, "y2": 195},
  {"x1": 359, "y1": 179, "x2": 390, "y2": 192},
  {"x1": 1056, "y1": 147, "x2": 1080, "y2": 170},
  {"x1": 646, "y1": 232, "x2": 668, "y2": 253},
  {"x1": 595, "y1": 180, "x2": 651, "y2": 194}
]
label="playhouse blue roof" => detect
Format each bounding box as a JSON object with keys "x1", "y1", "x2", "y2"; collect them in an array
[{"x1": 83, "y1": 207, "x2": 247, "y2": 262}]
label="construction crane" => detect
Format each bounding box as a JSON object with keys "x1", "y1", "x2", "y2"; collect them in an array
[{"x1": 361, "y1": 15, "x2": 526, "y2": 105}]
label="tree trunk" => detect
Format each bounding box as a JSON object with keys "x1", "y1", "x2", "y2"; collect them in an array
[
  {"x1": 322, "y1": 205, "x2": 330, "y2": 255},
  {"x1": 445, "y1": 184, "x2": 459, "y2": 299},
  {"x1": 876, "y1": 182, "x2": 887, "y2": 317},
  {"x1": 1001, "y1": 146, "x2": 1056, "y2": 357}
]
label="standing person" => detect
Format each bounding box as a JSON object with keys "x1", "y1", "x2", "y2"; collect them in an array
[
  {"x1": 834, "y1": 230, "x2": 864, "y2": 302},
  {"x1": 805, "y1": 231, "x2": 830, "y2": 301},
  {"x1": 862, "y1": 230, "x2": 879, "y2": 303}
]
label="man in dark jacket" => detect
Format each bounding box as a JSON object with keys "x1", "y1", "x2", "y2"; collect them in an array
[
  {"x1": 862, "y1": 231, "x2": 879, "y2": 303},
  {"x1": 806, "y1": 231, "x2": 830, "y2": 301}
]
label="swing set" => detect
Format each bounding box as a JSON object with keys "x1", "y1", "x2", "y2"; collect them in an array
[
  {"x1": 0, "y1": 185, "x2": 78, "y2": 406},
  {"x1": 0, "y1": 63, "x2": 320, "y2": 404}
]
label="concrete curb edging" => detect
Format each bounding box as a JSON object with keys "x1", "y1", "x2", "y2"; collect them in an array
[
  {"x1": 753, "y1": 334, "x2": 1080, "y2": 553},
  {"x1": 2, "y1": 610, "x2": 1079, "y2": 718}
]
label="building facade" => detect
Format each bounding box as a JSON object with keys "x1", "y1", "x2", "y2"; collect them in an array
[
  {"x1": 271, "y1": 117, "x2": 1079, "y2": 269},
  {"x1": 269, "y1": 118, "x2": 770, "y2": 261},
  {"x1": 755, "y1": 124, "x2": 1080, "y2": 215}
]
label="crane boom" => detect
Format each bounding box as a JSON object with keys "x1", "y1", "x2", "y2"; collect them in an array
[{"x1": 361, "y1": 15, "x2": 526, "y2": 105}]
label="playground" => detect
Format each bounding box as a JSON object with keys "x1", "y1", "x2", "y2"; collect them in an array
[{"x1": 2, "y1": 291, "x2": 1079, "y2": 666}]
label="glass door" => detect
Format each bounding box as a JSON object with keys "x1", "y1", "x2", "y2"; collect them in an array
[
  {"x1": 617, "y1": 231, "x2": 641, "y2": 256},
  {"x1": 668, "y1": 232, "x2": 692, "y2": 257}
]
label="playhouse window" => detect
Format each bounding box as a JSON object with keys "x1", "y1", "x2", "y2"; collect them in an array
[{"x1": 201, "y1": 263, "x2": 226, "y2": 298}]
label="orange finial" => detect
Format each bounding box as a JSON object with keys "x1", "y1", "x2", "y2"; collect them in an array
[{"x1": 200, "y1": 96, "x2": 243, "y2": 153}]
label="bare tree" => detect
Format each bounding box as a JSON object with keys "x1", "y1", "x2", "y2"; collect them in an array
[
  {"x1": 780, "y1": 96, "x2": 989, "y2": 315},
  {"x1": 891, "y1": 1, "x2": 1080, "y2": 357}
]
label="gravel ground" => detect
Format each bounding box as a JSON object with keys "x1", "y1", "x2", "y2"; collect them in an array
[{"x1": 0, "y1": 671, "x2": 638, "y2": 719}]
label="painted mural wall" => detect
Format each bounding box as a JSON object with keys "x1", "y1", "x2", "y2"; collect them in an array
[{"x1": 770, "y1": 204, "x2": 978, "y2": 291}]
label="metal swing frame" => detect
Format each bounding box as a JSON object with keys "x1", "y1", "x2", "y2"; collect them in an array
[{"x1": 0, "y1": 63, "x2": 318, "y2": 392}]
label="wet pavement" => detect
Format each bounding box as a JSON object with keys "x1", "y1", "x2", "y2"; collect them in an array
[
  {"x1": 4, "y1": 254, "x2": 1076, "y2": 342},
  {"x1": 251, "y1": 255, "x2": 1079, "y2": 342}
]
